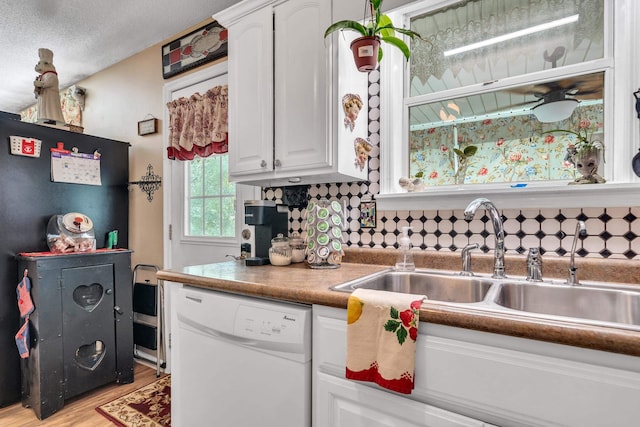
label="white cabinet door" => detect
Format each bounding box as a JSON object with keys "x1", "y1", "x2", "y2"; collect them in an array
[
  {"x1": 222, "y1": 0, "x2": 366, "y2": 186},
  {"x1": 226, "y1": 5, "x2": 274, "y2": 176},
  {"x1": 313, "y1": 305, "x2": 486, "y2": 427},
  {"x1": 316, "y1": 368, "x2": 485, "y2": 427},
  {"x1": 274, "y1": 0, "x2": 332, "y2": 173}
]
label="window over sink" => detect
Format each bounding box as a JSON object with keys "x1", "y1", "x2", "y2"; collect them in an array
[{"x1": 376, "y1": 0, "x2": 640, "y2": 210}]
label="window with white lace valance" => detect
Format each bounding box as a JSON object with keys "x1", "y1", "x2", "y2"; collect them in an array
[
  {"x1": 373, "y1": 0, "x2": 640, "y2": 212},
  {"x1": 166, "y1": 85, "x2": 228, "y2": 160}
]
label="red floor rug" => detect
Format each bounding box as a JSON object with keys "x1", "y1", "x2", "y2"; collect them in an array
[{"x1": 96, "y1": 375, "x2": 171, "y2": 427}]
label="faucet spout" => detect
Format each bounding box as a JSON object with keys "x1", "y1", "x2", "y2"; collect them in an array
[
  {"x1": 464, "y1": 198, "x2": 506, "y2": 279},
  {"x1": 567, "y1": 220, "x2": 586, "y2": 285}
]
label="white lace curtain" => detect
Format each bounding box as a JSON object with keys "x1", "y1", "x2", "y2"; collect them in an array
[
  {"x1": 166, "y1": 85, "x2": 228, "y2": 160},
  {"x1": 410, "y1": 0, "x2": 603, "y2": 85}
]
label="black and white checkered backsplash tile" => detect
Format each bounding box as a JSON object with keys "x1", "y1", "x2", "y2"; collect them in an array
[{"x1": 261, "y1": 68, "x2": 640, "y2": 260}]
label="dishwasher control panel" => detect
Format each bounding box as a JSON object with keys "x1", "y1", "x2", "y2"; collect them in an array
[{"x1": 234, "y1": 304, "x2": 305, "y2": 344}]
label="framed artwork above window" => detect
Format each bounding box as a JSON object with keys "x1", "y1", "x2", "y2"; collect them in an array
[{"x1": 162, "y1": 21, "x2": 228, "y2": 79}]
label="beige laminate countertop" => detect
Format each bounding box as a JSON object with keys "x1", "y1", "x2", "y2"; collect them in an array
[{"x1": 157, "y1": 249, "x2": 640, "y2": 357}]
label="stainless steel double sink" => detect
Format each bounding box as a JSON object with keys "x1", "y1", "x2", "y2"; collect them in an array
[{"x1": 331, "y1": 269, "x2": 640, "y2": 332}]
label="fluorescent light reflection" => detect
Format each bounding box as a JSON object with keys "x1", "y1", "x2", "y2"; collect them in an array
[{"x1": 444, "y1": 14, "x2": 579, "y2": 57}]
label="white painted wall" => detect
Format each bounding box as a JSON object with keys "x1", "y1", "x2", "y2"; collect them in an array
[{"x1": 72, "y1": 20, "x2": 226, "y2": 269}]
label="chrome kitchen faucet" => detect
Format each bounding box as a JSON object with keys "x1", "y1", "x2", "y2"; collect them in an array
[
  {"x1": 464, "y1": 198, "x2": 506, "y2": 279},
  {"x1": 567, "y1": 221, "x2": 587, "y2": 285}
]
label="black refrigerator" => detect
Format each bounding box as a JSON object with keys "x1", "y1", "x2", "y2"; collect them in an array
[{"x1": 0, "y1": 112, "x2": 130, "y2": 407}]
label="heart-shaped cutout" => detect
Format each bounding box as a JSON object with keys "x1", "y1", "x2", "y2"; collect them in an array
[
  {"x1": 75, "y1": 340, "x2": 106, "y2": 371},
  {"x1": 73, "y1": 283, "x2": 104, "y2": 311}
]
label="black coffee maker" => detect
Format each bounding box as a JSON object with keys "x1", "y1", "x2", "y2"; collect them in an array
[{"x1": 243, "y1": 200, "x2": 288, "y2": 266}]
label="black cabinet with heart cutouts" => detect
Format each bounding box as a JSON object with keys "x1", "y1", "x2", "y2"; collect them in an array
[{"x1": 16, "y1": 249, "x2": 133, "y2": 420}]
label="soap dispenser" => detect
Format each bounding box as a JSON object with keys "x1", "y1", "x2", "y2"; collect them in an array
[{"x1": 395, "y1": 226, "x2": 415, "y2": 272}]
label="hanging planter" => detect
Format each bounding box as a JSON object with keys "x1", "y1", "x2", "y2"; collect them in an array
[
  {"x1": 350, "y1": 36, "x2": 380, "y2": 72},
  {"x1": 324, "y1": 0, "x2": 422, "y2": 73}
]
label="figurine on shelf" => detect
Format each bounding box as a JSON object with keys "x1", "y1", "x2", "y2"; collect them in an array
[
  {"x1": 567, "y1": 144, "x2": 606, "y2": 184},
  {"x1": 398, "y1": 175, "x2": 425, "y2": 192},
  {"x1": 33, "y1": 48, "x2": 65, "y2": 123},
  {"x1": 546, "y1": 122, "x2": 606, "y2": 185}
]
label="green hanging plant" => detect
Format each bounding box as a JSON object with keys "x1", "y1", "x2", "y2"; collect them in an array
[{"x1": 323, "y1": 0, "x2": 422, "y2": 62}]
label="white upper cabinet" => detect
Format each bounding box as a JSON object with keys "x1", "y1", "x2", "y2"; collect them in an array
[
  {"x1": 273, "y1": 0, "x2": 331, "y2": 175},
  {"x1": 217, "y1": 0, "x2": 368, "y2": 187},
  {"x1": 224, "y1": 5, "x2": 273, "y2": 176}
]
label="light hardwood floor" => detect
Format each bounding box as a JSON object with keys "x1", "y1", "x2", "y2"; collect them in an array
[{"x1": 0, "y1": 363, "x2": 165, "y2": 427}]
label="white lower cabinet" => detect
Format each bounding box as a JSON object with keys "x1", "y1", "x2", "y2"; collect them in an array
[
  {"x1": 313, "y1": 304, "x2": 640, "y2": 427},
  {"x1": 316, "y1": 372, "x2": 486, "y2": 427},
  {"x1": 313, "y1": 305, "x2": 491, "y2": 427}
]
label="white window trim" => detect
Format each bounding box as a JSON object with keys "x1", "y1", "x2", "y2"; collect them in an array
[{"x1": 378, "y1": 0, "x2": 640, "y2": 211}]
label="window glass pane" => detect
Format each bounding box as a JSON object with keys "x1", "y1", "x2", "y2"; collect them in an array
[
  {"x1": 221, "y1": 196, "x2": 236, "y2": 237},
  {"x1": 221, "y1": 155, "x2": 234, "y2": 195},
  {"x1": 189, "y1": 198, "x2": 204, "y2": 235},
  {"x1": 204, "y1": 198, "x2": 221, "y2": 236},
  {"x1": 186, "y1": 154, "x2": 236, "y2": 238},
  {"x1": 405, "y1": 0, "x2": 607, "y2": 188},
  {"x1": 204, "y1": 157, "x2": 221, "y2": 196},
  {"x1": 410, "y1": 0, "x2": 604, "y2": 96},
  {"x1": 408, "y1": 73, "x2": 604, "y2": 186},
  {"x1": 189, "y1": 158, "x2": 204, "y2": 197}
]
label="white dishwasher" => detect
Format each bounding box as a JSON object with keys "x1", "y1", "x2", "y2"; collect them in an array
[{"x1": 171, "y1": 285, "x2": 312, "y2": 427}]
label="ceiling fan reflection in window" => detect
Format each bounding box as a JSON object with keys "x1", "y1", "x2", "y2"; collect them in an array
[
  {"x1": 509, "y1": 73, "x2": 603, "y2": 123},
  {"x1": 502, "y1": 47, "x2": 604, "y2": 122}
]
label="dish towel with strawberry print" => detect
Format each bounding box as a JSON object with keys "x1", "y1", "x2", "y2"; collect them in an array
[{"x1": 345, "y1": 288, "x2": 426, "y2": 394}]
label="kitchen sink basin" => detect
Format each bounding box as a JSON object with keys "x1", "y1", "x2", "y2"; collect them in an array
[
  {"x1": 331, "y1": 270, "x2": 493, "y2": 303},
  {"x1": 331, "y1": 268, "x2": 640, "y2": 331},
  {"x1": 494, "y1": 282, "x2": 640, "y2": 328}
]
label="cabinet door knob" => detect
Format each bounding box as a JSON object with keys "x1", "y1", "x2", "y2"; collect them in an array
[
  {"x1": 274, "y1": 159, "x2": 282, "y2": 168},
  {"x1": 260, "y1": 160, "x2": 267, "y2": 168}
]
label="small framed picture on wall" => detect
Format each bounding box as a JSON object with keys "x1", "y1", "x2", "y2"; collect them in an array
[{"x1": 359, "y1": 200, "x2": 376, "y2": 229}]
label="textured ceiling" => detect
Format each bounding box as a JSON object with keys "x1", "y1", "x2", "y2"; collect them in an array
[{"x1": 0, "y1": 0, "x2": 241, "y2": 114}]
